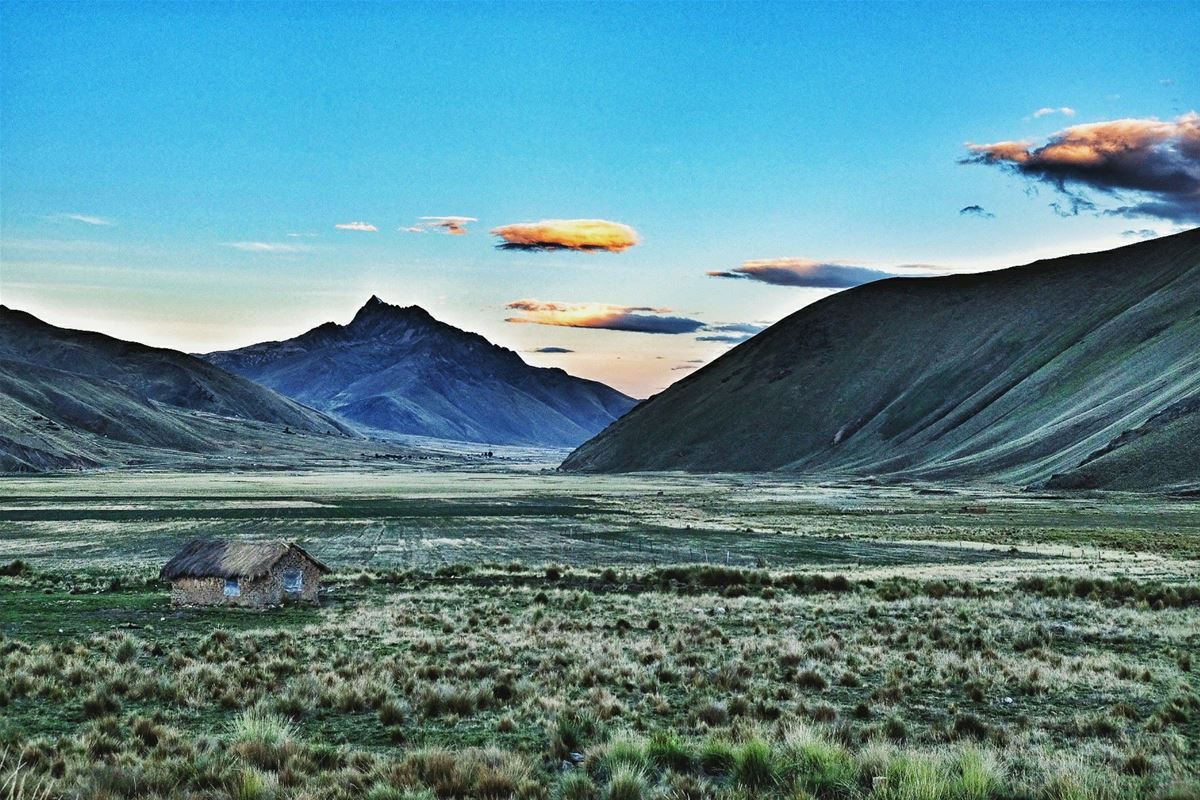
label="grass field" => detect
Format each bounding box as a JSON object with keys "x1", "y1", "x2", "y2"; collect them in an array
[{"x1": 1, "y1": 468, "x2": 1197, "y2": 799}]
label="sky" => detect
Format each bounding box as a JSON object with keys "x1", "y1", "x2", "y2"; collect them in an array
[{"x1": 1, "y1": 1, "x2": 1197, "y2": 397}]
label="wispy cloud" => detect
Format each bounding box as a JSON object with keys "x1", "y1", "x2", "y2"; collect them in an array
[
  {"x1": 48, "y1": 213, "x2": 115, "y2": 226},
  {"x1": 1032, "y1": 107, "x2": 1076, "y2": 119},
  {"x1": 506, "y1": 299, "x2": 704, "y2": 334},
  {"x1": 694, "y1": 323, "x2": 766, "y2": 345},
  {"x1": 491, "y1": 219, "x2": 639, "y2": 252},
  {"x1": 1121, "y1": 228, "x2": 1159, "y2": 239},
  {"x1": 707, "y1": 258, "x2": 896, "y2": 288},
  {"x1": 223, "y1": 241, "x2": 313, "y2": 253},
  {"x1": 962, "y1": 112, "x2": 1200, "y2": 222},
  {"x1": 287, "y1": 232, "x2": 318, "y2": 238},
  {"x1": 959, "y1": 204, "x2": 995, "y2": 219},
  {"x1": 335, "y1": 221, "x2": 378, "y2": 232},
  {"x1": 404, "y1": 216, "x2": 477, "y2": 235}
]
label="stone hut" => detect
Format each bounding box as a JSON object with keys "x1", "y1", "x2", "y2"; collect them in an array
[{"x1": 160, "y1": 539, "x2": 330, "y2": 607}]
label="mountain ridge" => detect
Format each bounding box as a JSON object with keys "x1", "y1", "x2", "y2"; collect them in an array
[
  {"x1": 561, "y1": 229, "x2": 1200, "y2": 491},
  {"x1": 204, "y1": 296, "x2": 636, "y2": 447}
]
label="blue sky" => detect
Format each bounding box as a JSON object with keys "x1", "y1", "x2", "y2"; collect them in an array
[{"x1": 1, "y1": 1, "x2": 1196, "y2": 396}]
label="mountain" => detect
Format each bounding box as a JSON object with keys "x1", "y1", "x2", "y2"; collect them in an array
[
  {"x1": 203, "y1": 296, "x2": 636, "y2": 447},
  {"x1": 561, "y1": 228, "x2": 1200, "y2": 491},
  {"x1": 0, "y1": 306, "x2": 357, "y2": 472}
]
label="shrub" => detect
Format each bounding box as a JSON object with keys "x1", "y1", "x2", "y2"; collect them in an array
[
  {"x1": 733, "y1": 738, "x2": 777, "y2": 790},
  {"x1": 603, "y1": 764, "x2": 647, "y2": 800},
  {"x1": 229, "y1": 709, "x2": 296, "y2": 771},
  {"x1": 699, "y1": 739, "x2": 735, "y2": 777},
  {"x1": 797, "y1": 669, "x2": 828, "y2": 691},
  {"x1": 951, "y1": 714, "x2": 989, "y2": 741},
  {"x1": 592, "y1": 735, "x2": 647, "y2": 781},
  {"x1": 231, "y1": 768, "x2": 277, "y2": 800},
  {"x1": 696, "y1": 700, "x2": 730, "y2": 727},
  {"x1": 81, "y1": 687, "x2": 120, "y2": 719},
  {"x1": 783, "y1": 725, "x2": 858, "y2": 796},
  {"x1": 113, "y1": 635, "x2": 139, "y2": 665},
  {"x1": 556, "y1": 770, "x2": 597, "y2": 800},
  {"x1": 379, "y1": 698, "x2": 407, "y2": 727},
  {"x1": 646, "y1": 732, "x2": 693, "y2": 773},
  {"x1": 551, "y1": 710, "x2": 602, "y2": 760},
  {"x1": 952, "y1": 746, "x2": 1000, "y2": 800},
  {"x1": 884, "y1": 753, "x2": 951, "y2": 800}
]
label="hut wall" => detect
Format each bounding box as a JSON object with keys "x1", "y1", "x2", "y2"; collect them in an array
[
  {"x1": 270, "y1": 549, "x2": 323, "y2": 603},
  {"x1": 169, "y1": 577, "x2": 228, "y2": 606},
  {"x1": 168, "y1": 550, "x2": 323, "y2": 607}
]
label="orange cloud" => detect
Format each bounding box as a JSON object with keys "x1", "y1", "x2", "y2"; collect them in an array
[
  {"x1": 335, "y1": 221, "x2": 378, "y2": 232},
  {"x1": 491, "y1": 219, "x2": 639, "y2": 252},
  {"x1": 505, "y1": 300, "x2": 703, "y2": 334},
  {"x1": 964, "y1": 112, "x2": 1200, "y2": 221}
]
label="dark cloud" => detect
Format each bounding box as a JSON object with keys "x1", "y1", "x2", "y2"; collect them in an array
[
  {"x1": 707, "y1": 258, "x2": 895, "y2": 288},
  {"x1": 491, "y1": 219, "x2": 639, "y2": 252},
  {"x1": 532, "y1": 346, "x2": 574, "y2": 353},
  {"x1": 505, "y1": 300, "x2": 704, "y2": 334},
  {"x1": 962, "y1": 113, "x2": 1200, "y2": 222},
  {"x1": 959, "y1": 205, "x2": 996, "y2": 218}
]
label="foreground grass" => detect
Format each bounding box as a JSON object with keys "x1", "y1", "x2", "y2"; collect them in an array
[{"x1": 2, "y1": 562, "x2": 1198, "y2": 799}]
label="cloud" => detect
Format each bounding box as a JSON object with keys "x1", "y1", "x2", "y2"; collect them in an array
[
  {"x1": 533, "y1": 346, "x2": 574, "y2": 353},
  {"x1": 287, "y1": 232, "x2": 318, "y2": 238},
  {"x1": 707, "y1": 258, "x2": 896, "y2": 288},
  {"x1": 1121, "y1": 228, "x2": 1159, "y2": 239},
  {"x1": 505, "y1": 299, "x2": 704, "y2": 334},
  {"x1": 223, "y1": 241, "x2": 313, "y2": 253},
  {"x1": 696, "y1": 333, "x2": 754, "y2": 344},
  {"x1": 706, "y1": 322, "x2": 766, "y2": 335},
  {"x1": 962, "y1": 112, "x2": 1200, "y2": 222},
  {"x1": 404, "y1": 216, "x2": 477, "y2": 235},
  {"x1": 335, "y1": 221, "x2": 378, "y2": 232},
  {"x1": 491, "y1": 219, "x2": 639, "y2": 252},
  {"x1": 1032, "y1": 107, "x2": 1076, "y2": 119},
  {"x1": 959, "y1": 204, "x2": 995, "y2": 218},
  {"x1": 693, "y1": 322, "x2": 767, "y2": 345},
  {"x1": 49, "y1": 213, "x2": 114, "y2": 226}
]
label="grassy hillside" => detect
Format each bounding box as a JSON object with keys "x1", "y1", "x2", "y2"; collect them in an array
[
  {"x1": 0, "y1": 307, "x2": 365, "y2": 472},
  {"x1": 562, "y1": 229, "x2": 1200, "y2": 490}
]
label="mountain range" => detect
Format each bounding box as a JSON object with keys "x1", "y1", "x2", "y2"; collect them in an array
[
  {"x1": 0, "y1": 306, "x2": 357, "y2": 472},
  {"x1": 561, "y1": 228, "x2": 1200, "y2": 491},
  {"x1": 203, "y1": 295, "x2": 635, "y2": 448}
]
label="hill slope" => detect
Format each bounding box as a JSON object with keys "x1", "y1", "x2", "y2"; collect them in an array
[
  {"x1": 204, "y1": 296, "x2": 636, "y2": 447},
  {"x1": 0, "y1": 306, "x2": 356, "y2": 472},
  {"x1": 561, "y1": 229, "x2": 1200, "y2": 491}
]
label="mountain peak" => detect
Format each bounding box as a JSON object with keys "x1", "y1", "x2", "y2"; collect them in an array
[{"x1": 350, "y1": 295, "x2": 433, "y2": 328}]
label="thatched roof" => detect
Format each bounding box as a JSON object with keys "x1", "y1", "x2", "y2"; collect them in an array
[{"x1": 160, "y1": 539, "x2": 331, "y2": 580}]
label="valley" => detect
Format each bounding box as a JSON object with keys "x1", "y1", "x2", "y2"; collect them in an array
[{"x1": 1, "y1": 468, "x2": 1197, "y2": 799}]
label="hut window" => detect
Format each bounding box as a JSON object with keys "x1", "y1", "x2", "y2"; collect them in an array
[
  {"x1": 224, "y1": 578, "x2": 241, "y2": 597},
  {"x1": 283, "y1": 570, "x2": 303, "y2": 594}
]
